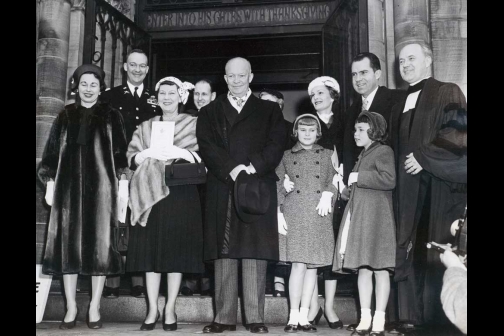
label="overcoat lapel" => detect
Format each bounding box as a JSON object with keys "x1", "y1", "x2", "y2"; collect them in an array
[
  {"x1": 368, "y1": 87, "x2": 386, "y2": 111},
  {"x1": 407, "y1": 78, "x2": 440, "y2": 152},
  {"x1": 233, "y1": 95, "x2": 258, "y2": 126}
]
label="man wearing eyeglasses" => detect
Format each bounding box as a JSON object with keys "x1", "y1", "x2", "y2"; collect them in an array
[{"x1": 100, "y1": 49, "x2": 158, "y2": 299}]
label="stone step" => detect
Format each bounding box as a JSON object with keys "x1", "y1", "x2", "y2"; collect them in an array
[{"x1": 43, "y1": 293, "x2": 358, "y2": 325}]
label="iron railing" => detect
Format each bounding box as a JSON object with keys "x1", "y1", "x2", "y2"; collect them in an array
[{"x1": 83, "y1": 0, "x2": 151, "y2": 87}]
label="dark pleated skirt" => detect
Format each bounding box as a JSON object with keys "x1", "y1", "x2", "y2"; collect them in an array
[{"x1": 126, "y1": 184, "x2": 204, "y2": 273}]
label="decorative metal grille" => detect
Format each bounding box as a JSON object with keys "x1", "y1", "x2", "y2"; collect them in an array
[{"x1": 83, "y1": 0, "x2": 151, "y2": 87}]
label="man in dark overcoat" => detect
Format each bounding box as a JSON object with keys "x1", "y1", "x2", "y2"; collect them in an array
[
  {"x1": 388, "y1": 42, "x2": 467, "y2": 333},
  {"x1": 99, "y1": 49, "x2": 159, "y2": 299},
  {"x1": 341, "y1": 52, "x2": 406, "y2": 332},
  {"x1": 196, "y1": 57, "x2": 287, "y2": 334}
]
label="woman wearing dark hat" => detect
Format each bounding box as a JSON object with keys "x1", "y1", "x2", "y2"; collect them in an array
[
  {"x1": 125, "y1": 76, "x2": 204, "y2": 331},
  {"x1": 333, "y1": 111, "x2": 396, "y2": 335},
  {"x1": 37, "y1": 64, "x2": 129, "y2": 329}
]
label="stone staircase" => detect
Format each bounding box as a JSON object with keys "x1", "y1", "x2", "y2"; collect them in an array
[{"x1": 42, "y1": 277, "x2": 359, "y2": 325}]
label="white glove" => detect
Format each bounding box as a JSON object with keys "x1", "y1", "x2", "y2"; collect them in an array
[
  {"x1": 316, "y1": 191, "x2": 333, "y2": 216},
  {"x1": 230, "y1": 164, "x2": 248, "y2": 181},
  {"x1": 135, "y1": 147, "x2": 170, "y2": 165},
  {"x1": 246, "y1": 163, "x2": 256, "y2": 174},
  {"x1": 164, "y1": 145, "x2": 192, "y2": 161},
  {"x1": 348, "y1": 172, "x2": 359, "y2": 186},
  {"x1": 283, "y1": 174, "x2": 294, "y2": 193},
  {"x1": 117, "y1": 180, "x2": 129, "y2": 223},
  {"x1": 278, "y1": 212, "x2": 288, "y2": 235},
  {"x1": 45, "y1": 181, "x2": 54, "y2": 206}
]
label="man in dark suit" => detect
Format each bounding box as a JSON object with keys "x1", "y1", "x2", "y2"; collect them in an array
[
  {"x1": 341, "y1": 52, "x2": 406, "y2": 187},
  {"x1": 100, "y1": 49, "x2": 159, "y2": 299},
  {"x1": 388, "y1": 43, "x2": 467, "y2": 334},
  {"x1": 341, "y1": 52, "x2": 406, "y2": 332},
  {"x1": 197, "y1": 57, "x2": 287, "y2": 334}
]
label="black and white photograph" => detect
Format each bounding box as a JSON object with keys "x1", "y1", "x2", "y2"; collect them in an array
[{"x1": 36, "y1": 0, "x2": 467, "y2": 335}]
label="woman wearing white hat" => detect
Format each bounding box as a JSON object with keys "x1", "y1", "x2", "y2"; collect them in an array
[{"x1": 126, "y1": 76, "x2": 204, "y2": 331}]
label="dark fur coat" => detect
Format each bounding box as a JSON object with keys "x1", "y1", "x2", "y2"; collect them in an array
[{"x1": 37, "y1": 101, "x2": 128, "y2": 275}]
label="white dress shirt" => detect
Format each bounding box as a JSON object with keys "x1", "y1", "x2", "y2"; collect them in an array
[
  {"x1": 127, "y1": 82, "x2": 144, "y2": 97},
  {"x1": 362, "y1": 86, "x2": 379, "y2": 110},
  {"x1": 227, "y1": 89, "x2": 252, "y2": 113}
]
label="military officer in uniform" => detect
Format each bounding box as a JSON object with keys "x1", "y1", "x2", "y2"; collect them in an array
[{"x1": 100, "y1": 48, "x2": 160, "y2": 299}]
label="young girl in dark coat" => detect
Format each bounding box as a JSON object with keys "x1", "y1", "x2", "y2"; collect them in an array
[
  {"x1": 276, "y1": 114, "x2": 338, "y2": 332},
  {"x1": 332, "y1": 111, "x2": 396, "y2": 335}
]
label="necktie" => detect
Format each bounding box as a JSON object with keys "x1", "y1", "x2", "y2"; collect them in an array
[
  {"x1": 362, "y1": 98, "x2": 368, "y2": 112},
  {"x1": 134, "y1": 87, "x2": 140, "y2": 103},
  {"x1": 233, "y1": 96, "x2": 244, "y2": 108}
]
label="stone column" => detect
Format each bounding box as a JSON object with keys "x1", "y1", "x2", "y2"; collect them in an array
[
  {"x1": 66, "y1": 0, "x2": 86, "y2": 104},
  {"x1": 393, "y1": 0, "x2": 431, "y2": 89},
  {"x1": 367, "y1": 0, "x2": 387, "y2": 87},
  {"x1": 430, "y1": 0, "x2": 467, "y2": 97},
  {"x1": 383, "y1": 0, "x2": 396, "y2": 88},
  {"x1": 36, "y1": 0, "x2": 72, "y2": 163},
  {"x1": 36, "y1": 0, "x2": 72, "y2": 265}
]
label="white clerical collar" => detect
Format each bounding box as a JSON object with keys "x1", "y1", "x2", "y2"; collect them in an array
[
  {"x1": 227, "y1": 89, "x2": 252, "y2": 113},
  {"x1": 362, "y1": 86, "x2": 379, "y2": 109},
  {"x1": 403, "y1": 77, "x2": 430, "y2": 113},
  {"x1": 316, "y1": 111, "x2": 333, "y2": 124},
  {"x1": 127, "y1": 82, "x2": 144, "y2": 97},
  {"x1": 409, "y1": 76, "x2": 430, "y2": 87}
]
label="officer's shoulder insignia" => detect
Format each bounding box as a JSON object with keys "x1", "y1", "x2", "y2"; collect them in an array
[{"x1": 147, "y1": 96, "x2": 158, "y2": 105}]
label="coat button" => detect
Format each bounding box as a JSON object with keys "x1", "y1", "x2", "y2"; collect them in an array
[
  {"x1": 136, "y1": 125, "x2": 138, "y2": 128},
  {"x1": 293, "y1": 161, "x2": 297, "y2": 165},
  {"x1": 316, "y1": 175, "x2": 319, "y2": 178},
  {"x1": 316, "y1": 161, "x2": 319, "y2": 164},
  {"x1": 316, "y1": 150, "x2": 319, "y2": 153},
  {"x1": 296, "y1": 175, "x2": 299, "y2": 178},
  {"x1": 136, "y1": 107, "x2": 139, "y2": 111},
  {"x1": 119, "y1": 107, "x2": 122, "y2": 109},
  {"x1": 317, "y1": 190, "x2": 320, "y2": 193},
  {"x1": 135, "y1": 116, "x2": 139, "y2": 119},
  {"x1": 297, "y1": 190, "x2": 300, "y2": 193}
]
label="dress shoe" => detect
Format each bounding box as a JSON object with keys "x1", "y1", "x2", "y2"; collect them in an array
[
  {"x1": 387, "y1": 322, "x2": 421, "y2": 335},
  {"x1": 140, "y1": 311, "x2": 160, "y2": 331},
  {"x1": 86, "y1": 313, "x2": 102, "y2": 329},
  {"x1": 308, "y1": 307, "x2": 323, "y2": 325},
  {"x1": 284, "y1": 324, "x2": 298, "y2": 333},
  {"x1": 180, "y1": 286, "x2": 194, "y2": 296},
  {"x1": 246, "y1": 323, "x2": 269, "y2": 333},
  {"x1": 351, "y1": 326, "x2": 372, "y2": 336},
  {"x1": 102, "y1": 286, "x2": 119, "y2": 299},
  {"x1": 298, "y1": 324, "x2": 316, "y2": 333},
  {"x1": 203, "y1": 322, "x2": 237, "y2": 333},
  {"x1": 131, "y1": 285, "x2": 146, "y2": 298},
  {"x1": 162, "y1": 312, "x2": 177, "y2": 331},
  {"x1": 347, "y1": 323, "x2": 358, "y2": 331},
  {"x1": 59, "y1": 307, "x2": 79, "y2": 330},
  {"x1": 370, "y1": 331, "x2": 385, "y2": 336},
  {"x1": 324, "y1": 313, "x2": 343, "y2": 329}
]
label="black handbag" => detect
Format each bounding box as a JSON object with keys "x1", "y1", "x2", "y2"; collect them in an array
[
  {"x1": 165, "y1": 152, "x2": 206, "y2": 186},
  {"x1": 115, "y1": 221, "x2": 129, "y2": 254}
]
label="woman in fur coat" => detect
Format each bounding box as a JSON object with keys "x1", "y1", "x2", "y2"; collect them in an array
[
  {"x1": 37, "y1": 64, "x2": 129, "y2": 330},
  {"x1": 126, "y1": 76, "x2": 204, "y2": 331}
]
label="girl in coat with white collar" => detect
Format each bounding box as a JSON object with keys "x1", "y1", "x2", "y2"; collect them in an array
[
  {"x1": 333, "y1": 111, "x2": 396, "y2": 336},
  {"x1": 276, "y1": 114, "x2": 338, "y2": 332}
]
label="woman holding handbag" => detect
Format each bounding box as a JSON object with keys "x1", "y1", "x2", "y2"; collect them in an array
[
  {"x1": 37, "y1": 64, "x2": 128, "y2": 330},
  {"x1": 125, "y1": 76, "x2": 204, "y2": 331}
]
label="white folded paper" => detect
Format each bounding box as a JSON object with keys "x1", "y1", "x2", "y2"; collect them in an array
[{"x1": 117, "y1": 180, "x2": 129, "y2": 223}]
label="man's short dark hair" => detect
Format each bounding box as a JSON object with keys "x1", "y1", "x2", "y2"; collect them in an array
[
  {"x1": 126, "y1": 49, "x2": 149, "y2": 65},
  {"x1": 352, "y1": 52, "x2": 381, "y2": 72},
  {"x1": 196, "y1": 78, "x2": 215, "y2": 93}
]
